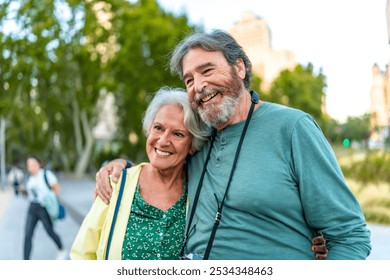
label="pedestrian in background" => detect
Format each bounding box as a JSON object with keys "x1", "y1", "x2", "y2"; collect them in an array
[
  {"x1": 23, "y1": 155, "x2": 67, "y2": 260},
  {"x1": 7, "y1": 161, "x2": 25, "y2": 196}
]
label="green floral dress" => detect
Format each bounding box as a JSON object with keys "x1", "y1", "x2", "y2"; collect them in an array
[{"x1": 121, "y1": 183, "x2": 187, "y2": 260}]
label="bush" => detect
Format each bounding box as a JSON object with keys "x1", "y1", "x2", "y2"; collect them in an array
[
  {"x1": 361, "y1": 197, "x2": 390, "y2": 225},
  {"x1": 341, "y1": 151, "x2": 390, "y2": 185},
  {"x1": 341, "y1": 151, "x2": 390, "y2": 225}
]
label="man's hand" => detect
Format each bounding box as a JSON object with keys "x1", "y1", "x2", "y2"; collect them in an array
[
  {"x1": 312, "y1": 232, "x2": 328, "y2": 260},
  {"x1": 94, "y1": 159, "x2": 127, "y2": 204}
]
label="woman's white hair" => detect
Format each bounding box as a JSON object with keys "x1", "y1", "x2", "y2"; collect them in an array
[{"x1": 142, "y1": 87, "x2": 211, "y2": 152}]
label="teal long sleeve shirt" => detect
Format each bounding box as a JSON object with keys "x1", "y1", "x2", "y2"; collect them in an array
[{"x1": 185, "y1": 101, "x2": 371, "y2": 260}]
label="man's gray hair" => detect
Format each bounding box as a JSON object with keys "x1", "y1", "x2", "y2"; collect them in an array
[
  {"x1": 142, "y1": 87, "x2": 211, "y2": 152},
  {"x1": 169, "y1": 29, "x2": 252, "y2": 89}
]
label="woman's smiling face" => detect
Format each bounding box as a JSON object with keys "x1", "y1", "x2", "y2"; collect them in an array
[{"x1": 146, "y1": 104, "x2": 193, "y2": 172}]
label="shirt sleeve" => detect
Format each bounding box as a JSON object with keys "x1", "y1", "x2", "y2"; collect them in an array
[
  {"x1": 70, "y1": 197, "x2": 109, "y2": 260},
  {"x1": 291, "y1": 115, "x2": 371, "y2": 259}
]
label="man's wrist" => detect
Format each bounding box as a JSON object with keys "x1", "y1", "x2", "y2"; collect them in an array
[{"x1": 125, "y1": 160, "x2": 133, "y2": 169}]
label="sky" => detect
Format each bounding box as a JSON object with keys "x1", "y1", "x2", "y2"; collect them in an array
[{"x1": 157, "y1": 0, "x2": 390, "y2": 122}]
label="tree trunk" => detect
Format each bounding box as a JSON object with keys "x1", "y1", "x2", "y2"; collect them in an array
[
  {"x1": 72, "y1": 98, "x2": 83, "y2": 156},
  {"x1": 74, "y1": 110, "x2": 95, "y2": 178}
]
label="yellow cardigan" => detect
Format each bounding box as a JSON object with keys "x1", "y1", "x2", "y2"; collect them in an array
[{"x1": 70, "y1": 163, "x2": 147, "y2": 260}]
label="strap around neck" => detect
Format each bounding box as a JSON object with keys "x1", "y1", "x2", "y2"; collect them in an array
[{"x1": 181, "y1": 90, "x2": 259, "y2": 259}]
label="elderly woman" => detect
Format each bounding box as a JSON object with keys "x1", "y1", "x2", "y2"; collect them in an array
[{"x1": 70, "y1": 87, "x2": 210, "y2": 260}]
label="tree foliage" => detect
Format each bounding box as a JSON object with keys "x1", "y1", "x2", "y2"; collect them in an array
[
  {"x1": 265, "y1": 63, "x2": 327, "y2": 128},
  {"x1": 0, "y1": 0, "x2": 196, "y2": 175},
  {"x1": 105, "y1": 0, "x2": 195, "y2": 162},
  {"x1": 341, "y1": 114, "x2": 371, "y2": 143}
]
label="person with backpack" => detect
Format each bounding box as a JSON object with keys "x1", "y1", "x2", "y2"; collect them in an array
[{"x1": 24, "y1": 155, "x2": 67, "y2": 260}]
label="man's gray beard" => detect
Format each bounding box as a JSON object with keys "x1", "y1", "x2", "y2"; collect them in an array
[{"x1": 198, "y1": 94, "x2": 238, "y2": 128}]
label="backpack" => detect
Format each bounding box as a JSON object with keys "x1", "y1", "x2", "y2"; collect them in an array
[{"x1": 42, "y1": 169, "x2": 66, "y2": 220}]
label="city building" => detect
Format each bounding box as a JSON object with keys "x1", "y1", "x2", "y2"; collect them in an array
[
  {"x1": 368, "y1": 1, "x2": 390, "y2": 147},
  {"x1": 228, "y1": 12, "x2": 296, "y2": 91},
  {"x1": 369, "y1": 63, "x2": 390, "y2": 146}
]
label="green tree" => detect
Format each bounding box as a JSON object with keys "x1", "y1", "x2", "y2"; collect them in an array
[
  {"x1": 266, "y1": 63, "x2": 327, "y2": 127},
  {"x1": 105, "y1": 0, "x2": 196, "y2": 162},
  {"x1": 1, "y1": 0, "x2": 196, "y2": 177},
  {"x1": 322, "y1": 118, "x2": 343, "y2": 145},
  {"x1": 250, "y1": 73, "x2": 263, "y2": 95},
  {"x1": 1, "y1": 0, "x2": 55, "y2": 161},
  {"x1": 341, "y1": 114, "x2": 371, "y2": 147}
]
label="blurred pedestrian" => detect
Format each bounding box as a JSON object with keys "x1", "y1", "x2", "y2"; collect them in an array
[
  {"x1": 7, "y1": 161, "x2": 25, "y2": 196},
  {"x1": 23, "y1": 155, "x2": 67, "y2": 260}
]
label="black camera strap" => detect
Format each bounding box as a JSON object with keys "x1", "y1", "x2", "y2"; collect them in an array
[{"x1": 180, "y1": 90, "x2": 259, "y2": 260}]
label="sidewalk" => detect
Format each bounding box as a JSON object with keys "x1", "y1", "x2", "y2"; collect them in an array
[{"x1": 0, "y1": 174, "x2": 95, "y2": 260}]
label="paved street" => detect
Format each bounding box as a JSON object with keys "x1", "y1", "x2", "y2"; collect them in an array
[{"x1": 0, "y1": 174, "x2": 389, "y2": 260}]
